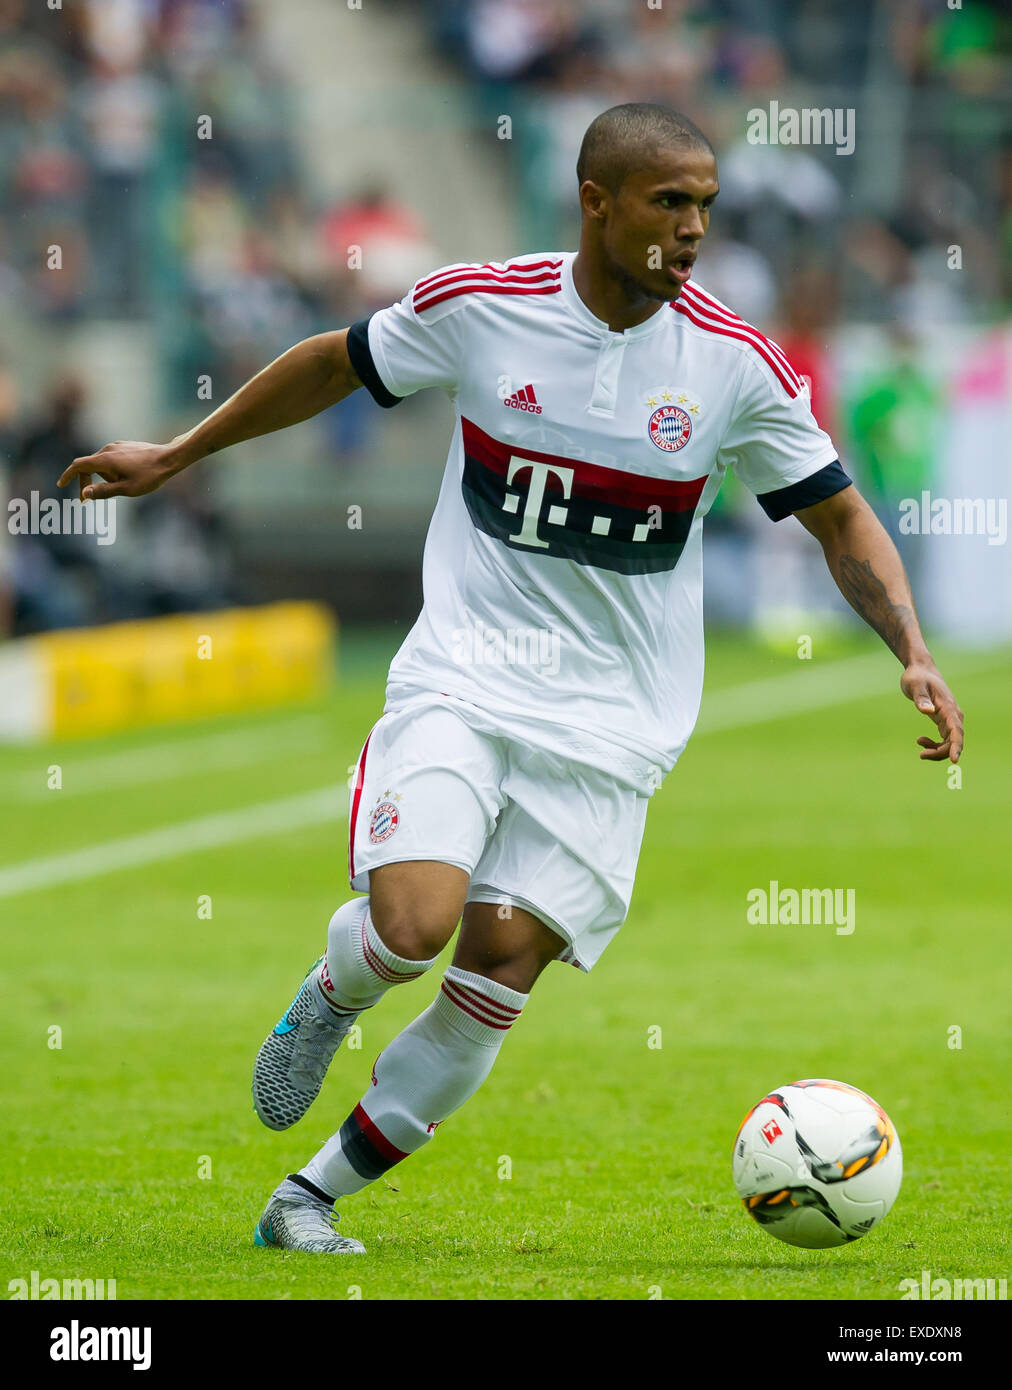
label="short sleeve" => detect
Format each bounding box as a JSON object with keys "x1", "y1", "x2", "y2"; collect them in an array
[
  {"x1": 718, "y1": 354, "x2": 851, "y2": 520},
  {"x1": 346, "y1": 265, "x2": 470, "y2": 407}
]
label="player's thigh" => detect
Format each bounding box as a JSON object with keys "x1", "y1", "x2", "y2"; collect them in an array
[
  {"x1": 452, "y1": 900, "x2": 567, "y2": 994},
  {"x1": 348, "y1": 700, "x2": 507, "y2": 955}
]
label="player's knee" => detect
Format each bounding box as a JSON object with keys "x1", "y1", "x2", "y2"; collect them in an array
[
  {"x1": 367, "y1": 862, "x2": 468, "y2": 962},
  {"x1": 369, "y1": 900, "x2": 458, "y2": 962}
]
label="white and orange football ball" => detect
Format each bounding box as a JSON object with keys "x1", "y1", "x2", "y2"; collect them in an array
[{"x1": 733, "y1": 1078, "x2": 902, "y2": 1248}]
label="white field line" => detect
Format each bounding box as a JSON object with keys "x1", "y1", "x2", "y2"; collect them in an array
[
  {"x1": 0, "y1": 651, "x2": 996, "y2": 899},
  {"x1": 0, "y1": 786, "x2": 346, "y2": 899},
  {"x1": 697, "y1": 649, "x2": 997, "y2": 733},
  {"x1": 4, "y1": 716, "x2": 329, "y2": 800},
  {"x1": 695, "y1": 650, "x2": 895, "y2": 733}
]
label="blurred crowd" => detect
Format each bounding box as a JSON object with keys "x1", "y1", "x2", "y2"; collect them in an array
[
  {"x1": 0, "y1": 0, "x2": 430, "y2": 347},
  {"x1": 0, "y1": 0, "x2": 434, "y2": 635},
  {"x1": 1, "y1": 0, "x2": 290, "y2": 322},
  {"x1": 0, "y1": 0, "x2": 1007, "y2": 637},
  {"x1": 425, "y1": 0, "x2": 1008, "y2": 327}
]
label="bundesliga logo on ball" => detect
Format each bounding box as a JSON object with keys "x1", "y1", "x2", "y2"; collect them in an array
[
  {"x1": 648, "y1": 404, "x2": 692, "y2": 452},
  {"x1": 733, "y1": 1078, "x2": 903, "y2": 1249}
]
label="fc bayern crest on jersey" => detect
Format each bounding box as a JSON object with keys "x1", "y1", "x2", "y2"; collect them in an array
[
  {"x1": 647, "y1": 404, "x2": 692, "y2": 452},
  {"x1": 369, "y1": 801, "x2": 399, "y2": 844}
]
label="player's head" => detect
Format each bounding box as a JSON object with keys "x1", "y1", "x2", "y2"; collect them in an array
[{"x1": 576, "y1": 103, "x2": 718, "y2": 304}]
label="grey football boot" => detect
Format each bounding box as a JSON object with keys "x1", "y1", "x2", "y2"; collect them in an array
[
  {"x1": 252, "y1": 957, "x2": 356, "y2": 1130},
  {"x1": 254, "y1": 1178, "x2": 365, "y2": 1254}
]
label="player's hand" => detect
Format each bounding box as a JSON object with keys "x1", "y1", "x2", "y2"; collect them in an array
[
  {"x1": 900, "y1": 661, "x2": 964, "y2": 764},
  {"x1": 57, "y1": 440, "x2": 179, "y2": 501}
]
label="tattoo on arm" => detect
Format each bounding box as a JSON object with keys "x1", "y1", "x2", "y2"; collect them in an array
[{"x1": 837, "y1": 554, "x2": 916, "y2": 661}]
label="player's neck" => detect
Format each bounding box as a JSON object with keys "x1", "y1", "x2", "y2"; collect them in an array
[{"x1": 571, "y1": 249, "x2": 666, "y2": 334}]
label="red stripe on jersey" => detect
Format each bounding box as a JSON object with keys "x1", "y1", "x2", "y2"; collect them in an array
[
  {"x1": 679, "y1": 283, "x2": 803, "y2": 389},
  {"x1": 682, "y1": 282, "x2": 801, "y2": 386},
  {"x1": 415, "y1": 278, "x2": 561, "y2": 314},
  {"x1": 414, "y1": 262, "x2": 561, "y2": 297},
  {"x1": 414, "y1": 258, "x2": 563, "y2": 297},
  {"x1": 670, "y1": 298, "x2": 800, "y2": 398},
  {"x1": 347, "y1": 730, "x2": 372, "y2": 881},
  {"x1": 440, "y1": 981, "x2": 514, "y2": 1030},
  {"x1": 523, "y1": 384, "x2": 535, "y2": 404},
  {"x1": 461, "y1": 416, "x2": 707, "y2": 511},
  {"x1": 353, "y1": 1102, "x2": 409, "y2": 1163},
  {"x1": 415, "y1": 268, "x2": 560, "y2": 302},
  {"x1": 674, "y1": 288, "x2": 802, "y2": 392}
]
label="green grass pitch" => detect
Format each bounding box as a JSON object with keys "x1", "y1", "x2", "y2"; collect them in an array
[{"x1": 2, "y1": 630, "x2": 1009, "y2": 1300}]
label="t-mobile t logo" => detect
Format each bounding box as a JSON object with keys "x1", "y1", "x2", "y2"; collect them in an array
[{"x1": 504, "y1": 456, "x2": 574, "y2": 549}]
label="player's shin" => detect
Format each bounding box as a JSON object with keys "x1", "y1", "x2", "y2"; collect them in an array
[{"x1": 298, "y1": 967, "x2": 528, "y2": 1197}]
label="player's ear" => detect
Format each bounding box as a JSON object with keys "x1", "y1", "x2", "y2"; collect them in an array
[{"x1": 579, "y1": 179, "x2": 609, "y2": 222}]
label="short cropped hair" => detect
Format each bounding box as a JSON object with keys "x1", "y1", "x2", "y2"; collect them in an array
[{"x1": 576, "y1": 103, "x2": 714, "y2": 193}]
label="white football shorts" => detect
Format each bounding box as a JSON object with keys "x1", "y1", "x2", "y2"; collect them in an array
[{"x1": 347, "y1": 693, "x2": 650, "y2": 972}]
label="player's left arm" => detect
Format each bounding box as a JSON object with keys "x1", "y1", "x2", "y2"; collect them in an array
[{"x1": 794, "y1": 483, "x2": 964, "y2": 763}]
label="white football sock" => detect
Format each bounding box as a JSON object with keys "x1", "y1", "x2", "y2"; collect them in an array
[
  {"x1": 300, "y1": 966, "x2": 528, "y2": 1196},
  {"x1": 312, "y1": 897, "x2": 439, "y2": 1025}
]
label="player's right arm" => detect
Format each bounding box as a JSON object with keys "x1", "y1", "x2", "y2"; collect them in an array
[{"x1": 57, "y1": 330, "x2": 363, "y2": 501}]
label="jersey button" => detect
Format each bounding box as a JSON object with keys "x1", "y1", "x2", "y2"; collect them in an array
[{"x1": 589, "y1": 338, "x2": 625, "y2": 416}]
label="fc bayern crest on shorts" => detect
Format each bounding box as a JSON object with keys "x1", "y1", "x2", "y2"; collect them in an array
[
  {"x1": 647, "y1": 404, "x2": 692, "y2": 452},
  {"x1": 369, "y1": 801, "x2": 399, "y2": 844}
]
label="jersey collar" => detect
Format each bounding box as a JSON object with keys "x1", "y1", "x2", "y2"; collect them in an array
[{"x1": 560, "y1": 251, "x2": 671, "y2": 342}]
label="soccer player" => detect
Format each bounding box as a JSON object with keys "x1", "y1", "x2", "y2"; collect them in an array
[{"x1": 58, "y1": 105, "x2": 964, "y2": 1254}]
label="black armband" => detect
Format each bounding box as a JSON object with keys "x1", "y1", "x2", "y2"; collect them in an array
[
  {"x1": 346, "y1": 316, "x2": 403, "y2": 409},
  {"x1": 757, "y1": 460, "x2": 853, "y2": 521}
]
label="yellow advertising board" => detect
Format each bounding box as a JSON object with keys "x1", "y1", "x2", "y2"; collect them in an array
[{"x1": 0, "y1": 603, "x2": 336, "y2": 742}]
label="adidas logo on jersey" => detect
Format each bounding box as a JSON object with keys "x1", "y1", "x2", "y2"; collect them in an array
[{"x1": 504, "y1": 384, "x2": 543, "y2": 414}]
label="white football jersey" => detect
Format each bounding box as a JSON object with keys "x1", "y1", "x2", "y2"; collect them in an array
[{"x1": 347, "y1": 251, "x2": 849, "y2": 792}]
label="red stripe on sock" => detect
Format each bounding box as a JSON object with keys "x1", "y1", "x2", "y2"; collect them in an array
[
  {"x1": 441, "y1": 980, "x2": 514, "y2": 1030},
  {"x1": 447, "y1": 978, "x2": 521, "y2": 1022},
  {"x1": 361, "y1": 920, "x2": 401, "y2": 982},
  {"x1": 361, "y1": 918, "x2": 426, "y2": 984},
  {"x1": 354, "y1": 1102, "x2": 408, "y2": 1163}
]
